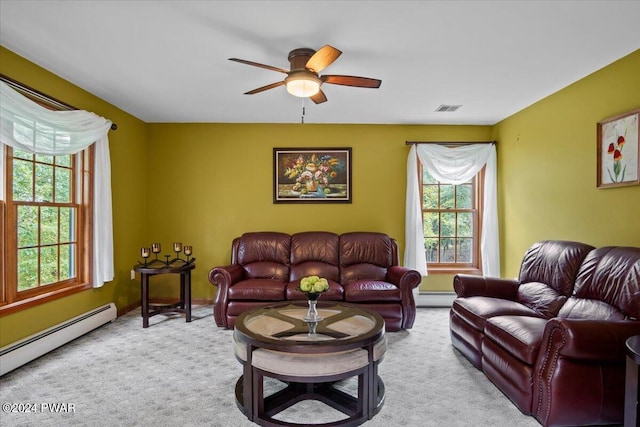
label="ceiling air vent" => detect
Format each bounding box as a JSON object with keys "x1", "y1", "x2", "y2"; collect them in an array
[{"x1": 435, "y1": 104, "x2": 462, "y2": 112}]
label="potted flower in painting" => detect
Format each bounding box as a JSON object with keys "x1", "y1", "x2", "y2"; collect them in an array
[{"x1": 607, "y1": 135, "x2": 626, "y2": 183}]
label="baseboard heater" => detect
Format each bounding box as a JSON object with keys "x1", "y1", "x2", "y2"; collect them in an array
[
  {"x1": 0, "y1": 303, "x2": 117, "y2": 376},
  {"x1": 415, "y1": 292, "x2": 456, "y2": 307}
]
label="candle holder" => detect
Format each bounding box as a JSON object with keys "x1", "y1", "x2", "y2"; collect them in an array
[
  {"x1": 184, "y1": 246, "x2": 193, "y2": 263},
  {"x1": 141, "y1": 248, "x2": 151, "y2": 266},
  {"x1": 151, "y1": 243, "x2": 161, "y2": 262},
  {"x1": 138, "y1": 242, "x2": 195, "y2": 267}
]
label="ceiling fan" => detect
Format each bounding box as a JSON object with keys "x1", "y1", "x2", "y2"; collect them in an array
[{"x1": 229, "y1": 45, "x2": 381, "y2": 104}]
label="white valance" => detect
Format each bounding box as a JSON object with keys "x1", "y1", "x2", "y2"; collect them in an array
[
  {"x1": 0, "y1": 81, "x2": 112, "y2": 154},
  {"x1": 0, "y1": 81, "x2": 114, "y2": 288},
  {"x1": 404, "y1": 143, "x2": 500, "y2": 277}
]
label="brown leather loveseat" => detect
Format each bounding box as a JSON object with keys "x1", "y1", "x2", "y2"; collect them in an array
[
  {"x1": 450, "y1": 240, "x2": 640, "y2": 426},
  {"x1": 209, "y1": 231, "x2": 422, "y2": 331}
]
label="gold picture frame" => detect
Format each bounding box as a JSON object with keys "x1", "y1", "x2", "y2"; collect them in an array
[{"x1": 597, "y1": 107, "x2": 640, "y2": 188}]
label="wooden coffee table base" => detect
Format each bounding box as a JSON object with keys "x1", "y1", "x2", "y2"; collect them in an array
[
  {"x1": 235, "y1": 372, "x2": 385, "y2": 427},
  {"x1": 232, "y1": 303, "x2": 387, "y2": 427}
]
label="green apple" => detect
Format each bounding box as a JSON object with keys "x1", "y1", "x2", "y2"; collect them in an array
[
  {"x1": 313, "y1": 278, "x2": 328, "y2": 292},
  {"x1": 300, "y1": 280, "x2": 312, "y2": 292}
]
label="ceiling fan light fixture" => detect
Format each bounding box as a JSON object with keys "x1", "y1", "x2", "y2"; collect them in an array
[
  {"x1": 230, "y1": 45, "x2": 380, "y2": 104},
  {"x1": 285, "y1": 74, "x2": 321, "y2": 98}
]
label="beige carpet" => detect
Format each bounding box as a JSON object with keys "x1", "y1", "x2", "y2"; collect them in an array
[{"x1": 0, "y1": 305, "x2": 543, "y2": 427}]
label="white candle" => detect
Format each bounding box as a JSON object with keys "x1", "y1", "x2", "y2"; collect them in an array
[
  {"x1": 174, "y1": 242, "x2": 182, "y2": 253},
  {"x1": 152, "y1": 243, "x2": 161, "y2": 253},
  {"x1": 184, "y1": 246, "x2": 192, "y2": 256},
  {"x1": 141, "y1": 248, "x2": 150, "y2": 258}
]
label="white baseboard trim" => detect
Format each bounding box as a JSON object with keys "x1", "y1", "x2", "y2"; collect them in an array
[{"x1": 416, "y1": 292, "x2": 456, "y2": 307}]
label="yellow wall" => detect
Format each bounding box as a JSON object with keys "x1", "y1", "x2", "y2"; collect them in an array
[
  {"x1": 0, "y1": 47, "x2": 148, "y2": 346},
  {"x1": 144, "y1": 123, "x2": 492, "y2": 298},
  {"x1": 493, "y1": 49, "x2": 640, "y2": 277},
  {"x1": 1, "y1": 46, "x2": 638, "y2": 346}
]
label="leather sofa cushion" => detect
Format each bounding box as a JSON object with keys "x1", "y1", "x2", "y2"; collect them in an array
[
  {"x1": 558, "y1": 298, "x2": 626, "y2": 320},
  {"x1": 343, "y1": 280, "x2": 401, "y2": 302},
  {"x1": 243, "y1": 262, "x2": 290, "y2": 281},
  {"x1": 290, "y1": 261, "x2": 340, "y2": 283},
  {"x1": 290, "y1": 232, "x2": 339, "y2": 267},
  {"x1": 340, "y1": 232, "x2": 394, "y2": 284},
  {"x1": 290, "y1": 232, "x2": 340, "y2": 286},
  {"x1": 518, "y1": 240, "x2": 595, "y2": 297},
  {"x1": 340, "y1": 232, "x2": 394, "y2": 267},
  {"x1": 517, "y1": 281, "x2": 567, "y2": 318},
  {"x1": 485, "y1": 315, "x2": 548, "y2": 365},
  {"x1": 236, "y1": 232, "x2": 291, "y2": 280},
  {"x1": 567, "y1": 246, "x2": 640, "y2": 319},
  {"x1": 341, "y1": 264, "x2": 388, "y2": 284},
  {"x1": 228, "y1": 278, "x2": 286, "y2": 300},
  {"x1": 452, "y1": 296, "x2": 540, "y2": 332}
]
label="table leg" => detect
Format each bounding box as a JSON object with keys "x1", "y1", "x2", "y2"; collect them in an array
[
  {"x1": 141, "y1": 274, "x2": 149, "y2": 328},
  {"x1": 367, "y1": 344, "x2": 375, "y2": 418},
  {"x1": 179, "y1": 272, "x2": 185, "y2": 309},
  {"x1": 244, "y1": 346, "x2": 255, "y2": 421},
  {"x1": 184, "y1": 271, "x2": 192, "y2": 322},
  {"x1": 253, "y1": 366, "x2": 265, "y2": 422},
  {"x1": 625, "y1": 354, "x2": 639, "y2": 427}
]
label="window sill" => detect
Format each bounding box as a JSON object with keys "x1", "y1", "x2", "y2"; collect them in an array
[
  {"x1": 0, "y1": 282, "x2": 92, "y2": 316},
  {"x1": 426, "y1": 266, "x2": 482, "y2": 275}
]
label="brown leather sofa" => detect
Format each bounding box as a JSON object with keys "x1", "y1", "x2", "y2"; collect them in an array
[
  {"x1": 208, "y1": 231, "x2": 422, "y2": 331},
  {"x1": 450, "y1": 240, "x2": 640, "y2": 427}
]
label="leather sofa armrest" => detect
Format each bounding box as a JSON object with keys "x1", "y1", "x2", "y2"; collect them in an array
[
  {"x1": 541, "y1": 318, "x2": 640, "y2": 361},
  {"x1": 208, "y1": 264, "x2": 244, "y2": 328},
  {"x1": 387, "y1": 266, "x2": 422, "y2": 329},
  {"x1": 453, "y1": 274, "x2": 519, "y2": 300},
  {"x1": 534, "y1": 318, "x2": 639, "y2": 425}
]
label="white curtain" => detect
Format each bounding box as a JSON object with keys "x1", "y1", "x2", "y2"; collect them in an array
[
  {"x1": 0, "y1": 81, "x2": 114, "y2": 287},
  {"x1": 404, "y1": 143, "x2": 500, "y2": 277}
]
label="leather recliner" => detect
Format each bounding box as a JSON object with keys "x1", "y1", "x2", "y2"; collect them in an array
[{"x1": 450, "y1": 240, "x2": 640, "y2": 427}]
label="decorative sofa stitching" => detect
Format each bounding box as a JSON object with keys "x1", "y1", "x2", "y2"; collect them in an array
[{"x1": 536, "y1": 325, "x2": 565, "y2": 425}]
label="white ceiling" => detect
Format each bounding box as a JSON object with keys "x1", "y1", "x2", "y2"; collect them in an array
[{"x1": 1, "y1": 1, "x2": 639, "y2": 125}]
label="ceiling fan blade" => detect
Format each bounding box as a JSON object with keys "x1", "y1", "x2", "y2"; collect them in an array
[
  {"x1": 310, "y1": 89, "x2": 327, "y2": 104},
  {"x1": 244, "y1": 81, "x2": 285, "y2": 95},
  {"x1": 322, "y1": 75, "x2": 382, "y2": 88},
  {"x1": 229, "y1": 58, "x2": 288, "y2": 74},
  {"x1": 305, "y1": 45, "x2": 342, "y2": 73}
]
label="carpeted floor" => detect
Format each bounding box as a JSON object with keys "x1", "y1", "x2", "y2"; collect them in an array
[{"x1": 0, "y1": 305, "x2": 543, "y2": 427}]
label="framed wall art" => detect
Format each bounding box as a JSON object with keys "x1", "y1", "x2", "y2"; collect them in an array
[
  {"x1": 597, "y1": 107, "x2": 640, "y2": 188},
  {"x1": 273, "y1": 147, "x2": 352, "y2": 203}
]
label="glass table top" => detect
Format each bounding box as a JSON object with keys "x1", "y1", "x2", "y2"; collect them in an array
[{"x1": 234, "y1": 302, "x2": 385, "y2": 353}]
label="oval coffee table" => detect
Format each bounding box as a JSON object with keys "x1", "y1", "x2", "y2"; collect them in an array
[{"x1": 233, "y1": 301, "x2": 386, "y2": 427}]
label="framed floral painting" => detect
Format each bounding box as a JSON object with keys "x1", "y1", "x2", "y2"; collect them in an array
[
  {"x1": 273, "y1": 148, "x2": 352, "y2": 203},
  {"x1": 597, "y1": 108, "x2": 640, "y2": 188}
]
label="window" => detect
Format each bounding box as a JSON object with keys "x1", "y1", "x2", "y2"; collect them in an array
[
  {"x1": 420, "y1": 165, "x2": 484, "y2": 273},
  {"x1": 1, "y1": 91, "x2": 94, "y2": 314}
]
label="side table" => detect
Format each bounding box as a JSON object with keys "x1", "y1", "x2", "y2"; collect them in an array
[
  {"x1": 625, "y1": 335, "x2": 640, "y2": 427},
  {"x1": 133, "y1": 262, "x2": 195, "y2": 328}
]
